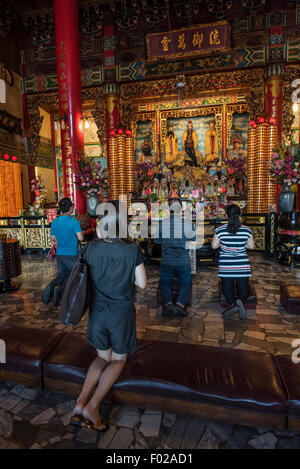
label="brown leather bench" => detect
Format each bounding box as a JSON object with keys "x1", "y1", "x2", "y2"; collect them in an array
[
  {"x1": 42, "y1": 331, "x2": 286, "y2": 429},
  {"x1": 275, "y1": 355, "x2": 300, "y2": 431},
  {"x1": 1, "y1": 323, "x2": 300, "y2": 431},
  {"x1": 0, "y1": 323, "x2": 64, "y2": 388},
  {"x1": 280, "y1": 284, "x2": 300, "y2": 314},
  {"x1": 218, "y1": 279, "x2": 257, "y2": 309}
]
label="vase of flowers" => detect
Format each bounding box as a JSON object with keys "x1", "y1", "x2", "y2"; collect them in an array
[
  {"x1": 225, "y1": 157, "x2": 246, "y2": 195},
  {"x1": 278, "y1": 185, "x2": 295, "y2": 212},
  {"x1": 76, "y1": 159, "x2": 108, "y2": 215},
  {"x1": 270, "y1": 147, "x2": 300, "y2": 212},
  {"x1": 22, "y1": 176, "x2": 48, "y2": 217},
  {"x1": 135, "y1": 162, "x2": 155, "y2": 196}
]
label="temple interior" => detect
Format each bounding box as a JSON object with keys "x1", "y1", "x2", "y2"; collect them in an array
[{"x1": 0, "y1": 0, "x2": 300, "y2": 451}]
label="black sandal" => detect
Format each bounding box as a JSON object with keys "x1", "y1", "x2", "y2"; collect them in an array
[
  {"x1": 81, "y1": 417, "x2": 108, "y2": 433},
  {"x1": 69, "y1": 414, "x2": 83, "y2": 427}
]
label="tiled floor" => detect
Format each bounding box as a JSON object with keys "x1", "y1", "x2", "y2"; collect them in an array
[{"x1": 0, "y1": 253, "x2": 299, "y2": 449}]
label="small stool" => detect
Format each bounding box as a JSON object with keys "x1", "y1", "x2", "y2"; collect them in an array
[
  {"x1": 218, "y1": 279, "x2": 257, "y2": 310},
  {"x1": 280, "y1": 284, "x2": 300, "y2": 314}
]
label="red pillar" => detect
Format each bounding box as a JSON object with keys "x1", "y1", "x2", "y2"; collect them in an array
[
  {"x1": 20, "y1": 50, "x2": 35, "y2": 204},
  {"x1": 103, "y1": 11, "x2": 120, "y2": 165},
  {"x1": 54, "y1": 0, "x2": 86, "y2": 214},
  {"x1": 50, "y1": 115, "x2": 58, "y2": 202}
]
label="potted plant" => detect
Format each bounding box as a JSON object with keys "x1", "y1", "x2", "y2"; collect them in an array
[{"x1": 270, "y1": 147, "x2": 300, "y2": 212}]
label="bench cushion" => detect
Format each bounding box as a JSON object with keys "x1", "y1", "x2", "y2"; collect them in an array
[
  {"x1": 275, "y1": 355, "x2": 300, "y2": 417},
  {"x1": 44, "y1": 333, "x2": 286, "y2": 416},
  {"x1": 0, "y1": 323, "x2": 64, "y2": 377},
  {"x1": 280, "y1": 284, "x2": 300, "y2": 314},
  {"x1": 43, "y1": 332, "x2": 97, "y2": 384}
]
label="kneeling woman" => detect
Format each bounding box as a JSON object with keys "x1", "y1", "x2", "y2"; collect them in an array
[
  {"x1": 211, "y1": 204, "x2": 254, "y2": 320},
  {"x1": 71, "y1": 201, "x2": 147, "y2": 431}
]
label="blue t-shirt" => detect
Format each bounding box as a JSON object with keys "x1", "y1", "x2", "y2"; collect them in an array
[{"x1": 50, "y1": 215, "x2": 82, "y2": 256}]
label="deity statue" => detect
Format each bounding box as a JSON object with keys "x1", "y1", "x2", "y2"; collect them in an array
[
  {"x1": 139, "y1": 140, "x2": 155, "y2": 163},
  {"x1": 205, "y1": 119, "x2": 219, "y2": 167},
  {"x1": 182, "y1": 120, "x2": 199, "y2": 167},
  {"x1": 165, "y1": 123, "x2": 178, "y2": 166},
  {"x1": 227, "y1": 137, "x2": 246, "y2": 161}
]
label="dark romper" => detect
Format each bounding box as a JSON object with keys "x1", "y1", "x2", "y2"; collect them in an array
[{"x1": 85, "y1": 240, "x2": 144, "y2": 355}]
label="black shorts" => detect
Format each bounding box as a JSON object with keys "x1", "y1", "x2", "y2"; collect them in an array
[{"x1": 87, "y1": 302, "x2": 137, "y2": 355}]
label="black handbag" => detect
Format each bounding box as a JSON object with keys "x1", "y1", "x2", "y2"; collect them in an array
[{"x1": 58, "y1": 244, "x2": 90, "y2": 326}]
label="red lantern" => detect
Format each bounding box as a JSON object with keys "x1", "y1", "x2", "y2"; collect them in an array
[
  {"x1": 3, "y1": 154, "x2": 9, "y2": 160},
  {"x1": 269, "y1": 116, "x2": 276, "y2": 125},
  {"x1": 250, "y1": 120, "x2": 256, "y2": 128},
  {"x1": 11, "y1": 155, "x2": 17, "y2": 162},
  {"x1": 258, "y1": 117, "x2": 265, "y2": 123},
  {"x1": 118, "y1": 128, "x2": 123, "y2": 134}
]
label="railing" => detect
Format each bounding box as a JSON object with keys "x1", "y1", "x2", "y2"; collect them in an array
[{"x1": 0, "y1": 216, "x2": 52, "y2": 252}]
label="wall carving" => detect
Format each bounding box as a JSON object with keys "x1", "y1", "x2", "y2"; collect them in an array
[
  {"x1": 283, "y1": 64, "x2": 300, "y2": 142},
  {"x1": 121, "y1": 68, "x2": 264, "y2": 103},
  {"x1": 82, "y1": 87, "x2": 106, "y2": 155}
]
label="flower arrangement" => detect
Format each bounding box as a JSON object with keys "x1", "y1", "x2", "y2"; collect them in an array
[
  {"x1": 76, "y1": 159, "x2": 108, "y2": 197},
  {"x1": 225, "y1": 157, "x2": 246, "y2": 181},
  {"x1": 135, "y1": 161, "x2": 155, "y2": 194},
  {"x1": 270, "y1": 146, "x2": 300, "y2": 189},
  {"x1": 23, "y1": 176, "x2": 48, "y2": 216}
]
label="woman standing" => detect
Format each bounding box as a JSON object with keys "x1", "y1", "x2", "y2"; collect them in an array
[
  {"x1": 211, "y1": 204, "x2": 254, "y2": 320},
  {"x1": 71, "y1": 201, "x2": 147, "y2": 431}
]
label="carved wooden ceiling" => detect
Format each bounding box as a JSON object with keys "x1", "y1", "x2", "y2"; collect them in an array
[{"x1": 0, "y1": 0, "x2": 298, "y2": 75}]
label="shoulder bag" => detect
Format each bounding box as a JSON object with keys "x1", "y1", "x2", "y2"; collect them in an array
[{"x1": 58, "y1": 244, "x2": 90, "y2": 326}]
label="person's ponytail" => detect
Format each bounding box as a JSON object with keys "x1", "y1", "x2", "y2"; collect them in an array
[{"x1": 226, "y1": 204, "x2": 241, "y2": 235}]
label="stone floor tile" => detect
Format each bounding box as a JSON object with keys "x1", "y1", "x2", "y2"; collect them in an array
[
  {"x1": 165, "y1": 416, "x2": 191, "y2": 449},
  {"x1": 76, "y1": 428, "x2": 98, "y2": 444},
  {"x1": 162, "y1": 413, "x2": 177, "y2": 429},
  {"x1": 139, "y1": 410, "x2": 162, "y2": 438},
  {"x1": 108, "y1": 427, "x2": 134, "y2": 449},
  {"x1": 56, "y1": 400, "x2": 75, "y2": 416},
  {"x1": 0, "y1": 394, "x2": 22, "y2": 412},
  {"x1": 97, "y1": 425, "x2": 117, "y2": 449},
  {"x1": 206, "y1": 421, "x2": 234, "y2": 442},
  {"x1": 180, "y1": 418, "x2": 206, "y2": 449},
  {"x1": 109, "y1": 406, "x2": 141, "y2": 429},
  {"x1": 18, "y1": 388, "x2": 38, "y2": 401},
  {"x1": 277, "y1": 437, "x2": 300, "y2": 449},
  {"x1": 31, "y1": 408, "x2": 56, "y2": 426},
  {"x1": 248, "y1": 432, "x2": 278, "y2": 449},
  {"x1": 197, "y1": 427, "x2": 221, "y2": 449},
  {"x1": 0, "y1": 409, "x2": 14, "y2": 438}
]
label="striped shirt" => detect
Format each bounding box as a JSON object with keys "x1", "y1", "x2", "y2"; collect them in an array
[{"x1": 215, "y1": 224, "x2": 252, "y2": 278}]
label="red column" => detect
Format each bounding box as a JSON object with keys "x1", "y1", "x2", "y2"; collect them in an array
[
  {"x1": 103, "y1": 11, "x2": 120, "y2": 165},
  {"x1": 20, "y1": 50, "x2": 35, "y2": 203},
  {"x1": 54, "y1": 0, "x2": 86, "y2": 214},
  {"x1": 50, "y1": 115, "x2": 58, "y2": 202}
]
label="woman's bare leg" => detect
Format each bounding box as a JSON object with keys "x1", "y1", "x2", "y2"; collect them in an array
[
  {"x1": 82, "y1": 350, "x2": 127, "y2": 429},
  {"x1": 72, "y1": 348, "x2": 112, "y2": 417}
]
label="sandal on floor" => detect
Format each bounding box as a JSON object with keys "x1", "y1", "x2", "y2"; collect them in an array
[
  {"x1": 69, "y1": 414, "x2": 83, "y2": 427},
  {"x1": 81, "y1": 418, "x2": 108, "y2": 433}
]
